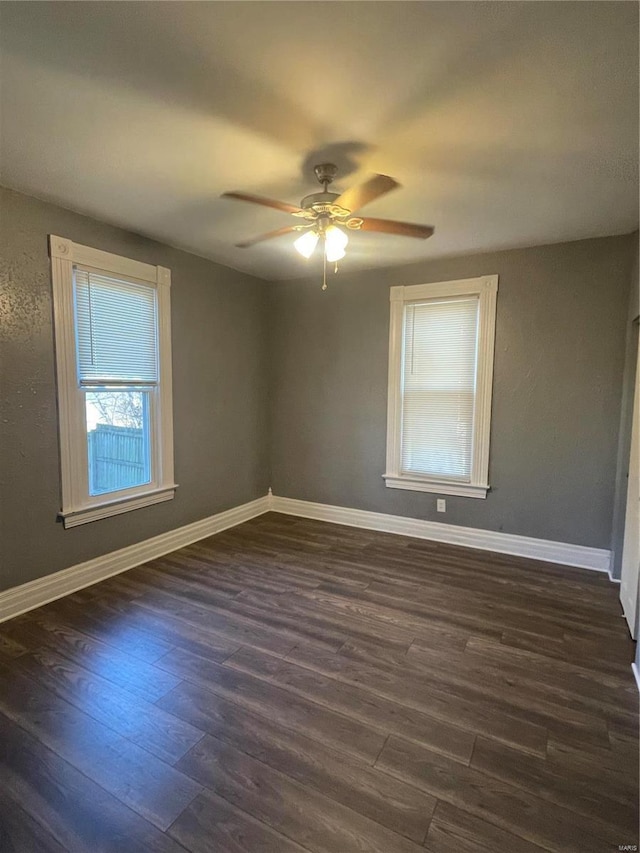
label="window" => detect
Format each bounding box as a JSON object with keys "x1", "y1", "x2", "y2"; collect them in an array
[
  {"x1": 384, "y1": 275, "x2": 498, "y2": 499},
  {"x1": 50, "y1": 236, "x2": 176, "y2": 527}
]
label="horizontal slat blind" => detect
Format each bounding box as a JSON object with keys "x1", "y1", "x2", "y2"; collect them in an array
[
  {"x1": 401, "y1": 296, "x2": 479, "y2": 480},
  {"x1": 74, "y1": 268, "x2": 158, "y2": 384}
]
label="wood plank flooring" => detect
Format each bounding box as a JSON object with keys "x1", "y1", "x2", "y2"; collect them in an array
[{"x1": 0, "y1": 512, "x2": 637, "y2": 852}]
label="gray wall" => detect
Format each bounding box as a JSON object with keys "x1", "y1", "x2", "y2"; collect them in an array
[
  {"x1": 611, "y1": 238, "x2": 639, "y2": 578},
  {"x1": 0, "y1": 187, "x2": 270, "y2": 590},
  {"x1": 269, "y1": 234, "x2": 636, "y2": 551},
  {"x1": 0, "y1": 186, "x2": 635, "y2": 593}
]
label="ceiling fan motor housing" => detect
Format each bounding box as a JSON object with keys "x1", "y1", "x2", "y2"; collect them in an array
[
  {"x1": 300, "y1": 191, "x2": 341, "y2": 210},
  {"x1": 299, "y1": 163, "x2": 347, "y2": 212}
]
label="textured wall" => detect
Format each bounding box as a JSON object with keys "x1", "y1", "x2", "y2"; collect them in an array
[
  {"x1": 0, "y1": 186, "x2": 635, "y2": 593},
  {"x1": 269, "y1": 234, "x2": 636, "y2": 550},
  {"x1": 0, "y1": 187, "x2": 270, "y2": 590}
]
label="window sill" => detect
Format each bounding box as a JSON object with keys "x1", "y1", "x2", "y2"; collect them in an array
[
  {"x1": 383, "y1": 475, "x2": 488, "y2": 499},
  {"x1": 60, "y1": 485, "x2": 178, "y2": 528}
]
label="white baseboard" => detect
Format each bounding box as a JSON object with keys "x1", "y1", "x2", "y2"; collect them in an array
[
  {"x1": 606, "y1": 551, "x2": 622, "y2": 583},
  {"x1": 0, "y1": 490, "x2": 615, "y2": 625},
  {"x1": 0, "y1": 495, "x2": 270, "y2": 624},
  {"x1": 269, "y1": 494, "x2": 612, "y2": 574},
  {"x1": 632, "y1": 663, "x2": 640, "y2": 694}
]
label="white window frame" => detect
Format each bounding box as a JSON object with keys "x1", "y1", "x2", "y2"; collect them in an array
[
  {"x1": 50, "y1": 235, "x2": 176, "y2": 528},
  {"x1": 384, "y1": 275, "x2": 498, "y2": 499}
]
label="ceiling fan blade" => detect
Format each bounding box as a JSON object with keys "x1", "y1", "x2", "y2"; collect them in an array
[
  {"x1": 335, "y1": 174, "x2": 400, "y2": 214},
  {"x1": 235, "y1": 226, "x2": 300, "y2": 249},
  {"x1": 222, "y1": 191, "x2": 301, "y2": 215},
  {"x1": 359, "y1": 217, "x2": 434, "y2": 239}
]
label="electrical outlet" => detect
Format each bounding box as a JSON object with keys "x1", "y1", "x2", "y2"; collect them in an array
[{"x1": 437, "y1": 498, "x2": 446, "y2": 513}]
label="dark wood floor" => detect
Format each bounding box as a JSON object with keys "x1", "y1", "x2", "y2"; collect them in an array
[{"x1": 0, "y1": 512, "x2": 638, "y2": 853}]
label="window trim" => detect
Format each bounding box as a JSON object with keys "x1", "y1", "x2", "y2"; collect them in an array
[
  {"x1": 384, "y1": 275, "x2": 498, "y2": 499},
  {"x1": 49, "y1": 235, "x2": 176, "y2": 528}
]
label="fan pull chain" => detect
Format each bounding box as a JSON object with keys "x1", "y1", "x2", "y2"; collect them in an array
[{"x1": 322, "y1": 246, "x2": 327, "y2": 291}]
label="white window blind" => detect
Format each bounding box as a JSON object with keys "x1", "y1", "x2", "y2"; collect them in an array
[
  {"x1": 401, "y1": 296, "x2": 479, "y2": 480},
  {"x1": 74, "y1": 268, "x2": 158, "y2": 384}
]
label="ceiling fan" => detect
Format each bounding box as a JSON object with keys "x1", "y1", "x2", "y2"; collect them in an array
[{"x1": 221, "y1": 164, "x2": 434, "y2": 288}]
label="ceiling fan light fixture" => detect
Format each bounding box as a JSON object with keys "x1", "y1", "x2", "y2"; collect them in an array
[
  {"x1": 324, "y1": 225, "x2": 348, "y2": 263},
  {"x1": 325, "y1": 243, "x2": 346, "y2": 263},
  {"x1": 294, "y1": 229, "x2": 319, "y2": 258}
]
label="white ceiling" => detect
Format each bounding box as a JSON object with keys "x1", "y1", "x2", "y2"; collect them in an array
[{"x1": 1, "y1": 2, "x2": 638, "y2": 281}]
